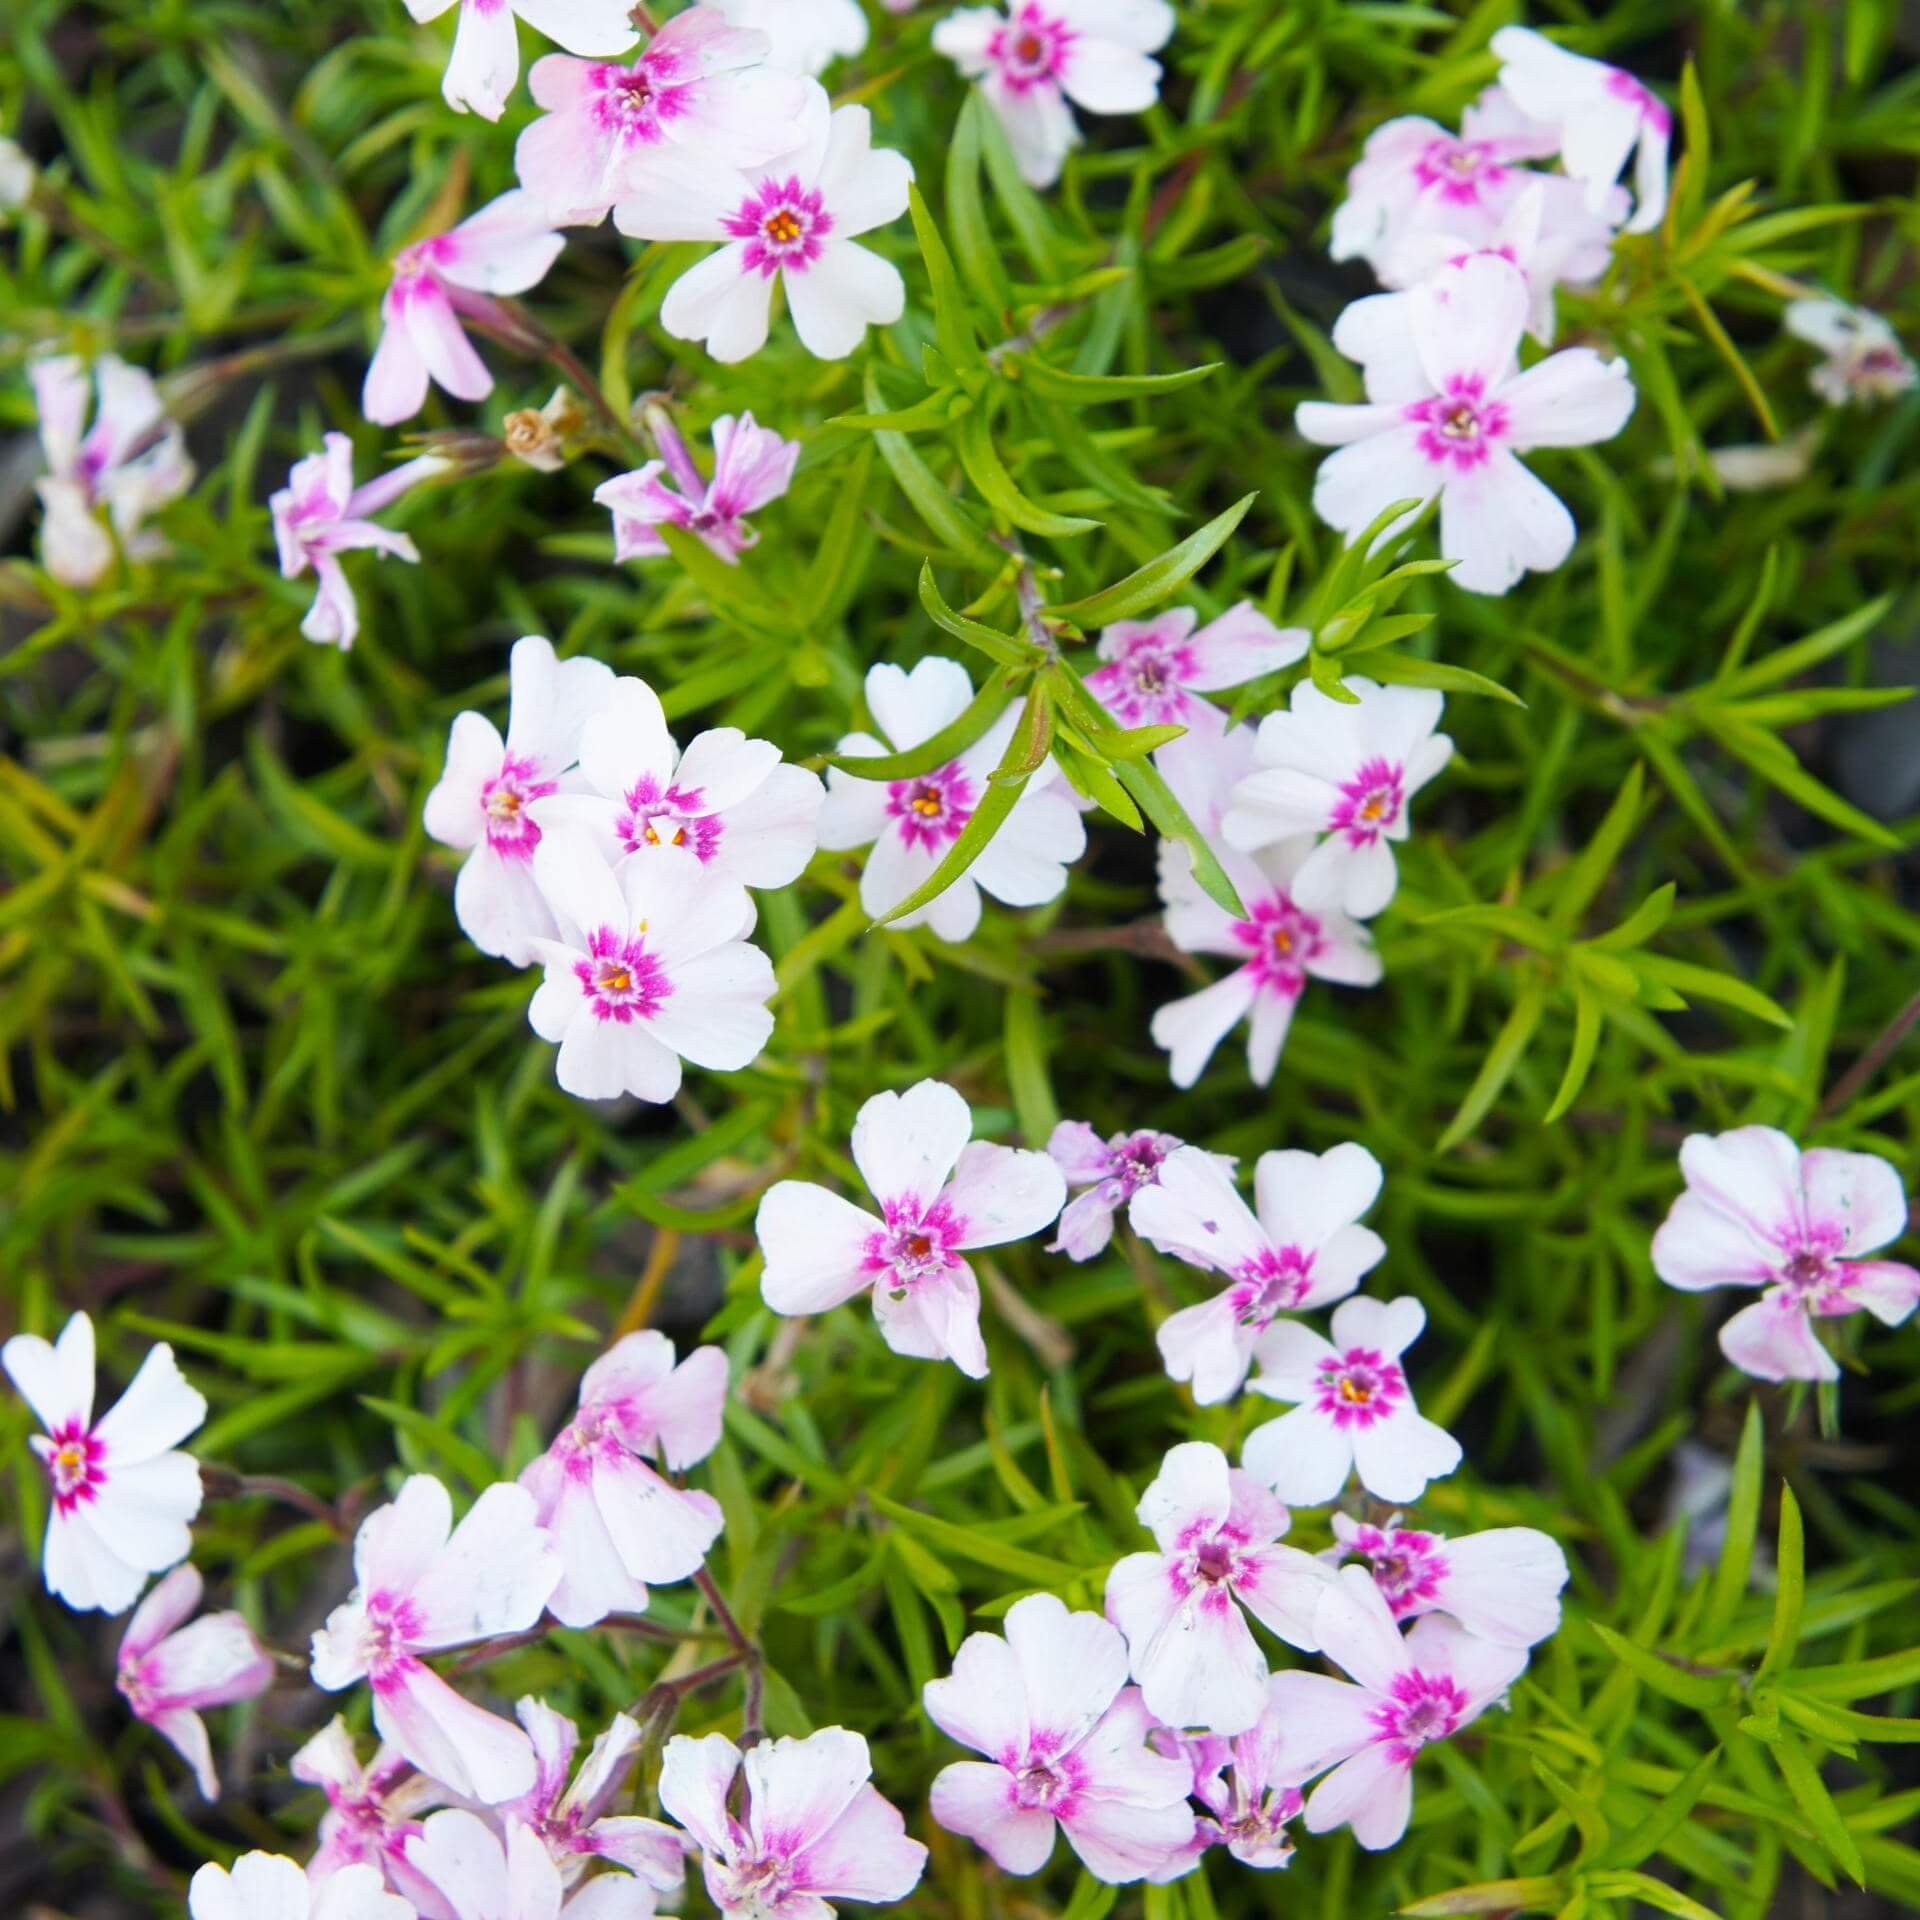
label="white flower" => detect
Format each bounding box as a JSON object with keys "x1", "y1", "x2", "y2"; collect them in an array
[
  {"x1": 407, "y1": 1807, "x2": 663, "y2": 1920},
  {"x1": 0, "y1": 134, "x2": 36, "y2": 211},
  {"x1": 406, "y1": 0, "x2": 639, "y2": 122},
  {"x1": 189, "y1": 1852, "x2": 414, "y2": 1920},
  {"x1": 710, "y1": 0, "x2": 870, "y2": 76},
  {"x1": 1786, "y1": 298, "x2": 1917, "y2": 409}
]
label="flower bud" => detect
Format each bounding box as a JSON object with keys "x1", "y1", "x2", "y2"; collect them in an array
[{"x1": 0, "y1": 136, "x2": 36, "y2": 214}]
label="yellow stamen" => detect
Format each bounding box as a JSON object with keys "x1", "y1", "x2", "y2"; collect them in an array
[
  {"x1": 1337, "y1": 1376, "x2": 1373, "y2": 1406},
  {"x1": 765, "y1": 210, "x2": 803, "y2": 244}
]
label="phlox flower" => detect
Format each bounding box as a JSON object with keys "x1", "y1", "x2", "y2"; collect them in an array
[
  {"x1": 295, "y1": 1719, "x2": 454, "y2": 1919},
  {"x1": 424, "y1": 636, "x2": 617, "y2": 967},
  {"x1": 1327, "y1": 1513, "x2": 1569, "y2": 1648},
  {"x1": 116, "y1": 1564, "x2": 273, "y2": 1800},
  {"x1": 594, "y1": 414, "x2": 799, "y2": 565},
  {"x1": 407, "y1": 1808, "x2": 662, "y2": 1920},
  {"x1": 517, "y1": 12, "x2": 813, "y2": 225},
  {"x1": 1492, "y1": 26, "x2": 1672, "y2": 234},
  {"x1": 1222, "y1": 677, "x2": 1451, "y2": 918},
  {"x1": 711, "y1": 0, "x2": 869, "y2": 76},
  {"x1": 1786, "y1": 298, "x2": 1917, "y2": 409},
  {"x1": 1265, "y1": 1566, "x2": 1528, "y2": 1850},
  {"x1": 31, "y1": 353, "x2": 194, "y2": 588},
  {"x1": 189, "y1": 1852, "x2": 413, "y2": 1920},
  {"x1": 1156, "y1": 1690, "x2": 1304, "y2": 1870},
  {"x1": 1242, "y1": 1296, "x2": 1462, "y2": 1507},
  {"x1": 1651, "y1": 1127, "x2": 1920, "y2": 1384},
  {"x1": 1104, "y1": 1441, "x2": 1331, "y2": 1735},
  {"x1": 530, "y1": 676, "x2": 823, "y2": 896},
  {"x1": 1130, "y1": 1143, "x2": 1386, "y2": 1404},
  {"x1": 406, "y1": 0, "x2": 637, "y2": 121},
  {"x1": 524, "y1": 832, "x2": 777, "y2": 1102},
  {"x1": 1045, "y1": 1122, "x2": 1235, "y2": 1263},
  {"x1": 924, "y1": 1592, "x2": 1196, "y2": 1884},
  {"x1": 2, "y1": 1310, "x2": 205, "y2": 1614},
  {"x1": 817, "y1": 657, "x2": 1087, "y2": 940},
  {"x1": 518, "y1": 1331, "x2": 728, "y2": 1628},
  {"x1": 0, "y1": 134, "x2": 35, "y2": 210},
  {"x1": 933, "y1": 1, "x2": 1176, "y2": 190},
  {"x1": 1296, "y1": 253, "x2": 1636, "y2": 595},
  {"x1": 271, "y1": 434, "x2": 443, "y2": 649},
  {"x1": 659, "y1": 1728, "x2": 928, "y2": 1920},
  {"x1": 309, "y1": 1474, "x2": 561, "y2": 1805},
  {"x1": 613, "y1": 91, "x2": 910, "y2": 364},
  {"x1": 756, "y1": 1079, "x2": 1066, "y2": 1378},
  {"x1": 364, "y1": 192, "x2": 566, "y2": 425}
]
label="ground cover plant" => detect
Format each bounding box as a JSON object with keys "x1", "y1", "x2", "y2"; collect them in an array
[{"x1": 3, "y1": 1, "x2": 1920, "y2": 1916}]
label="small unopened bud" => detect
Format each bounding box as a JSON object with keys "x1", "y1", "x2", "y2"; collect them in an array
[
  {"x1": 405, "y1": 430, "x2": 505, "y2": 478},
  {"x1": 0, "y1": 136, "x2": 37, "y2": 214},
  {"x1": 503, "y1": 386, "x2": 586, "y2": 473}
]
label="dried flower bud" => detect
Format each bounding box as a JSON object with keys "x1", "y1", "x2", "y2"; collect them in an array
[{"x1": 503, "y1": 387, "x2": 585, "y2": 473}]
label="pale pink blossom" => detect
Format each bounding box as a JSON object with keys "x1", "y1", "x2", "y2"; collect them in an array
[
  {"x1": 529, "y1": 676, "x2": 824, "y2": 896},
  {"x1": 1155, "y1": 1690, "x2": 1304, "y2": 1869},
  {"x1": 1130, "y1": 1144, "x2": 1386, "y2": 1404},
  {"x1": 613, "y1": 90, "x2": 910, "y2": 364},
  {"x1": 1492, "y1": 27, "x2": 1671, "y2": 234},
  {"x1": 1222, "y1": 678, "x2": 1452, "y2": 918},
  {"x1": 517, "y1": 12, "x2": 812, "y2": 225},
  {"x1": 1651, "y1": 1127, "x2": 1920, "y2": 1384},
  {"x1": 189, "y1": 1852, "x2": 413, "y2": 1920},
  {"x1": 518, "y1": 1332, "x2": 728, "y2": 1628},
  {"x1": 364, "y1": 192, "x2": 565, "y2": 425},
  {"x1": 711, "y1": 0, "x2": 869, "y2": 76},
  {"x1": 406, "y1": 0, "x2": 638, "y2": 121},
  {"x1": 424, "y1": 637, "x2": 618, "y2": 968},
  {"x1": 1786, "y1": 298, "x2": 1918, "y2": 409},
  {"x1": 933, "y1": 1, "x2": 1176, "y2": 190},
  {"x1": 407, "y1": 1807, "x2": 660, "y2": 1920},
  {"x1": 309, "y1": 1475, "x2": 561, "y2": 1805},
  {"x1": 1045, "y1": 1123, "x2": 1235, "y2": 1263},
  {"x1": 1296, "y1": 254, "x2": 1636, "y2": 595},
  {"x1": 271, "y1": 434, "x2": 443, "y2": 649},
  {"x1": 594, "y1": 414, "x2": 798, "y2": 564},
  {"x1": 115, "y1": 1564, "x2": 273, "y2": 1800},
  {"x1": 659, "y1": 1728, "x2": 928, "y2": 1919},
  {"x1": 817, "y1": 657, "x2": 1086, "y2": 940},
  {"x1": 1242, "y1": 1296, "x2": 1462, "y2": 1507},
  {"x1": 295, "y1": 1719, "x2": 455, "y2": 1919},
  {"x1": 756, "y1": 1080, "x2": 1066, "y2": 1378},
  {"x1": 924, "y1": 1593, "x2": 1196, "y2": 1883},
  {"x1": 1104, "y1": 1441, "x2": 1331, "y2": 1734},
  {"x1": 1327, "y1": 1513, "x2": 1569, "y2": 1648},
  {"x1": 2, "y1": 1310, "x2": 205, "y2": 1614},
  {"x1": 524, "y1": 832, "x2": 777, "y2": 1103},
  {"x1": 1265, "y1": 1566, "x2": 1528, "y2": 1850},
  {"x1": 31, "y1": 354, "x2": 194, "y2": 587}
]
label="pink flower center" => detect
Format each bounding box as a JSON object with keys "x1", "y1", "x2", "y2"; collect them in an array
[
  {"x1": 1231, "y1": 891, "x2": 1326, "y2": 997},
  {"x1": 1413, "y1": 137, "x2": 1508, "y2": 206},
  {"x1": 42, "y1": 1420, "x2": 104, "y2": 1513},
  {"x1": 1089, "y1": 634, "x2": 1197, "y2": 726},
  {"x1": 617, "y1": 775, "x2": 725, "y2": 863},
  {"x1": 1407, "y1": 375, "x2": 1509, "y2": 472},
  {"x1": 1314, "y1": 1346, "x2": 1407, "y2": 1428},
  {"x1": 1330, "y1": 756, "x2": 1406, "y2": 846},
  {"x1": 987, "y1": 5, "x2": 1075, "y2": 90},
  {"x1": 1228, "y1": 1245, "x2": 1317, "y2": 1329},
  {"x1": 1373, "y1": 1669, "x2": 1468, "y2": 1761},
  {"x1": 726, "y1": 179, "x2": 833, "y2": 278},
  {"x1": 1605, "y1": 68, "x2": 1672, "y2": 134},
  {"x1": 1100, "y1": 1132, "x2": 1170, "y2": 1200},
  {"x1": 360, "y1": 1591, "x2": 423, "y2": 1684},
  {"x1": 1010, "y1": 1747, "x2": 1086, "y2": 1812},
  {"x1": 483, "y1": 754, "x2": 557, "y2": 861},
  {"x1": 1350, "y1": 1524, "x2": 1448, "y2": 1619},
  {"x1": 885, "y1": 762, "x2": 976, "y2": 854},
  {"x1": 863, "y1": 1198, "x2": 967, "y2": 1297},
  {"x1": 714, "y1": 1850, "x2": 798, "y2": 1916},
  {"x1": 574, "y1": 927, "x2": 672, "y2": 1024},
  {"x1": 591, "y1": 55, "x2": 691, "y2": 146}
]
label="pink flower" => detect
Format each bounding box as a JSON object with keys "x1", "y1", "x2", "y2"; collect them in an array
[
  {"x1": 1786, "y1": 298, "x2": 1918, "y2": 409},
  {"x1": 1265, "y1": 1566, "x2": 1528, "y2": 1850},
  {"x1": 295, "y1": 1719, "x2": 454, "y2": 1918},
  {"x1": 115, "y1": 1564, "x2": 273, "y2": 1800},
  {"x1": 817, "y1": 657, "x2": 1086, "y2": 941},
  {"x1": 1104, "y1": 1441, "x2": 1331, "y2": 1734},
  {"x1": 518, "y1": 13, "x2": 812, "y2": 226},
  {"x1": 363, "y1": 192, "x2": 565, "y2": 425},
  {"x1": 1045, "y1": 1122, "x2": 1234, "y2": 1263},
  {"x1": 518, "y1": 1332, "x2": 728, "y2": 1628},
  {"x1": 529, "y1": 676, "x2": 824, "y2": 895},
  {"x1": 524, "y1": 832, "x2": 777, "y2": 1103},
  {"x1": 190, "y1": 1852, "x2": 412, "y2": 1920},
  {"x1": 1651, "y1": 1127, "x2": 1920, "y2": 1384},
  {"x1": 613, "y1": 90, "x2": 910, "y2": 363},
  {"x1": 271, "y1": 434, "x2": 442, "y2": 649},
  {"x1": 933, "y1": 1, "x2": 1176, "y2": 189},
  {"x1": 407, "y1": 1805, "x2": 663, "y2": 1920},
  {"x1": 1327, "y1": 1513, "x2": 1569, "y2": 1648},
  {"x1": 1492, "y1": 27, "x2": 1671, "y2": 234},
  {"x1": 309, "y1": 1474, "x2": 561, "y2": 1805},
  {"x1": 31, "y1": 353, "x2": 194, "y2": 587},
  {"x1": 1130, "y1": 1144, "x2": 1386, "y2": 1404},
  {"x1": 1296, "y1": 254, "x2": 1636, "y2": 595},
  {"x1": 594, "y1": 414, "x2": 799, "y2": 564},
  {"x1": 924, "y1": 1593, "x2": 1196, "y2": 1883},
  {"x1": 1242, "y1": 1296, "x2": 1462, "y2": 1507},
  {"x1": 424, "y1": 637, "x2": 617, "y2": 968},
  {"x1": 711, "y1": 0, "x2": 869, "y2": 76},
  {"x1": 2, "y1": 1310, "x2": 205, "y2": 1614},
  {"x1": 1222, "y1": 678, "x2": 1452, "y2": 918},
  {"x1": 659, "y1": 1728, "x2": 928, "y2": 1919},
  {"x1": 756, "y1": 1080, "x2": 1066, "y2": 1377},
  {"x1": 405, "y1": 0, "x2": 639, "y2": 121},
  {"x1": 1157, "y1": 1690, "x2": 1304, "y2": 1869}
]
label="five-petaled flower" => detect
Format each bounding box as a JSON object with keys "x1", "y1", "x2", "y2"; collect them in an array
[
  {"x1": 595, "y1": 413, "x2": 799, "y2": 565},
  {"x1": 1786, "y1": 298, "x2": 1917, "y2": 409},
  {"x1": 189, "y1": 1851, "x2": 413, "y2": 1920},
  {"x1": 1045, "y1": 1122, "x2": 1234, "y2": 1264},
  {"x1": 406, "y1": 0, "x2": 639, "y2": 122},
  {"x1": 925, "y1": 1592, "x2": 1197, "y2": 1884},
  {"x1": 2, "y1": 1310, "x2": 206, "y2": 1615},
  {"x1": 519, "y1": 1331, "x2": 728, "y2": 1627},
  {"x1": 1328, "y1": 1512, "x2": 1570, "y2": 1648},
  {"x1": 1651, "y1": 1126, "x2": 1920, "y2": 1383},
  {"x1": 1131, "y1": 1144, "x2": 1387, "y2": 1404},
  {"x1": 1104, "y1": 1441, "x2": 1331, "y2": 1735},
  {"x1": 1242, "y1": 1296, "x2": 1462, "y2": 1506},
  {"x1": 756, "y1": 1079, "x2": 1066, "y2": 1377}
]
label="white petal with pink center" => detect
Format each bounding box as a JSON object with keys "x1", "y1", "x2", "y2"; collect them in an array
[
  {"x1": 1242, "y1": 1296, "x2": 1462, "y2": 1506},
  {"x1": 295, "y1": 1719, "x2": 455, "y2": 1918},
  {"x1": 757, "y1": 1080, "x2": 1066, "y2": 1377},
  {"x1": 1045, "y1": 1121, "x2": 1235, "y2": 1263},
  {"x1": 1329, "y1": 1511, "x2": 1569, "y2": 1648},
  {"x1": 2, "y1": 1310, "x2": 206, "y2": 1615},
  {"x1": 711, "y1": 0, "x2": 869, "y2": 76},
  {"x1": 405, "y1": 0, "x2": 639, "y2": 121},
  {"x1": 1160, "y1": 1685, "x2": 1306, "y2": 1869},
  {"x1": 594, "y1": 413, "x2": 799, "y2": 565},
  {"x1": 189, "y1": 1852, "x2": 414, "y2": 1920},
  {"x1": 1786, "y1": 299, "x2": 1917, "y2": 408}
]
